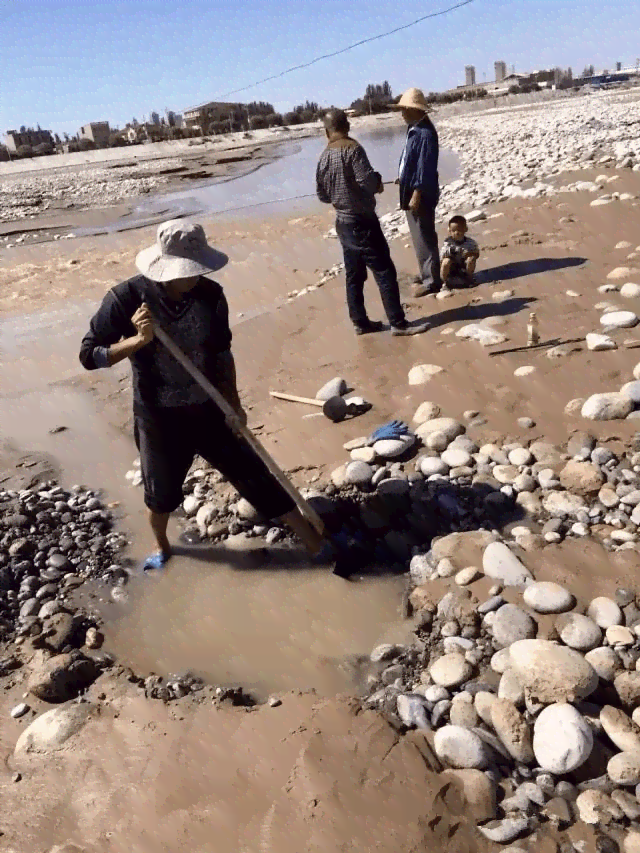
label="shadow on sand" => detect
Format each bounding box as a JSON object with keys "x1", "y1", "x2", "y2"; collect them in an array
[{"x1": 476, "y1": 256, "x2": 587, "y2": 285}]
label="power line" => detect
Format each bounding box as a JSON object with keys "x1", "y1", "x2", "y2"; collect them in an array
[{"x1": 215, "y1": 0, "x2": 474, "y2": 100}]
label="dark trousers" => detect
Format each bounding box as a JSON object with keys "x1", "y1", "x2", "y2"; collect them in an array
[
  {"x1": 406, "y1": 202, "x2": 442, "y2": 290},
  {"x1": 134, "y1": 403, "x2": 295, "y2": 517},
  {"x1": 335, "y1": 216, "x2": 405, "y2": 328}
]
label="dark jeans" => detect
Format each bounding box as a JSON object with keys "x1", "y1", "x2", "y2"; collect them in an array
[
  {"x1": 406, "y1": 202, "x2": 442, "y2": 290},
  {"x1": 335, "y1": 216, "x2": 405, "y2": 328}
]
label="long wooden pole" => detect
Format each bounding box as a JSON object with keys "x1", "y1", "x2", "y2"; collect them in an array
[{"x1": 153, "y1": 326, "x2": 326, "y2": 537}]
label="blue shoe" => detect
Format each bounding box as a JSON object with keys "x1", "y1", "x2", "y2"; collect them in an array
[{"x1": 142, "y1": 551, "x2": 171, "y2": 573}]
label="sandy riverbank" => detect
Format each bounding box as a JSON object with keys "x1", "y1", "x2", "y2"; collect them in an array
[{"x1": 1, "y1": 92, "x2": 640, "y2": 852}]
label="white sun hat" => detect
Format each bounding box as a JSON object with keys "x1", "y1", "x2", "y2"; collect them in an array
[{"x1": 136, "y1": 219, "x2": 228, "y2": 282}]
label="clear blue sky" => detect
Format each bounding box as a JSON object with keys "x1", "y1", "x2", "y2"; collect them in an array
[{"x1": 1, "y1": 0, "x2": 639, "y2": 136}]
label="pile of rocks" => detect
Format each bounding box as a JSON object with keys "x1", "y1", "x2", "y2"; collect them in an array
[
  {"x1": 0, "y1": 482, "x2": 128, "y2": 642},
  {"x1": 436, "y1": 92, "x2": 640, "y2": 227},
  {"x1": 0, "y1": 160, "x2": 175, "y2": 223},
  {"x1": 363, "y1": 536, "x2": 640, "y2": 849}
]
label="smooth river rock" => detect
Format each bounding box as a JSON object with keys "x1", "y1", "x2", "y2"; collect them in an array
[
  {"x1": 490, "y1": 697, "x2": 535, "y2": 764},
  {"x1": 523, "y1": 581, "x2": 575, "y2": 614},
  {"x1": 608, "y1": 751, "x2": 640, "y2": 786},
  {"x1": 509, "y1": 639, "x2": 599, "y2": 704},
  {"x1": 587, "y1": 597, "x2": 624, "y2": 628},
  {"x1": 482, "y1": 542, "x2": 533, "y2": 588},
  {"x1": 615, "y1": 672, "x2": 640, "y2": 709},
  {"x1": 581, "y1": 392, "x2": 635, "y2": 421},
  {"x1": 316, "y1": 376, "x2": 347, "y2": 400},
  {"x1": 430, "y1": 653, "x2": 472, "y2": 689},
  {"x1": 14, "y1": 703, "x2": 94, "y2": 756},
  {"x1": 559, "y1": 460, "x2": 605, "y2": 496},
  {"x1": 491, "y1": 604, "x2": 537, "y2": 648},
  {"x1": 434, "y1": 725, "x2": 490, "y2": 769},
  {"x1": 478, "y1": 817, "x2": 529, "y2": 844},
  {"x1": 558, "y1": 613, "x2": 603, "y2": 651},
  {"x1": 533, "y1": 703, "x2": 594, "y2": 773},
  {"x1": 586, "y1": 647, "x2": 623, "y2": 681},
  {"x1": 543, "y1": 491, "x2": 587, "y2": 516},
  {"x1": 601, "y1": 706, "x2": 640, "y2": 753},
  {"x1": 408, "y1": 364, "x2": 444, "y2": 385}
]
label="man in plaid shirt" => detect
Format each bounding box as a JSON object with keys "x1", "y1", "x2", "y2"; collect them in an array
[{"x1": 316, "y1": 109, "x2": 427, "y2": 336}]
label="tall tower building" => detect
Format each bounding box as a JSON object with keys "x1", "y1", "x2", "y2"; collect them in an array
[
  {"x1": 494, "y1": 60, "x2": 507, "y2": 82},
  {"x1": 465, "y1": 65, "x2": 476, "y2": 86}
]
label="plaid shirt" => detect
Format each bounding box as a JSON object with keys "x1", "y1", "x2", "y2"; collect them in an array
[{"x1": 316, "y1": 135, "x2": 382, "y2": 221}]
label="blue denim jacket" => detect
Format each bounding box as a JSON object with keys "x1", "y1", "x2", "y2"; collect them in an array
[{"x1": 398, "y1": 117, "x2": 440, "y2": 210}]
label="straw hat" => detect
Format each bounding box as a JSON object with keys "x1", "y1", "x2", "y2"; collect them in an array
[
  {"x1": 136, "y1": 219, "x2": 228, "y2": 282},
  {"x1": 389, "y1": 87, "x2": 431, "y2": 112}
]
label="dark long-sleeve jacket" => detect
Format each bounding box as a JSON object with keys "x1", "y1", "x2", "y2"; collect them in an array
[
  {"x1": 316, "y1": 135, "x2": 382, "y2": 221},
  {"x1": 398, "y1": 116, "x2": 440, "y2": 210},
  {"x1": 79, "y1": 274, "x2": 233, "y2": 417}
]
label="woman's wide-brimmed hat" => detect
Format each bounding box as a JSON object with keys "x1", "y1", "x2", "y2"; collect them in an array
[
  {"x1": 136, "y1": 219, "x2": 228, "y2": 282},
  {"x1": 389, "y1": 87, "x2": 431, "y2": 112}
]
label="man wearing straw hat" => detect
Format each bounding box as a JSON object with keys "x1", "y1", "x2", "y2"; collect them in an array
[
  {"x1": 391, "y1": 88, "x2": 442, "y2": 297},
  {"x1": 79, "y1": 219, "x2": 328, "y2": 571}
]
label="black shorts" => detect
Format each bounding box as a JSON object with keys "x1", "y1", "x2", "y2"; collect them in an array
[{"x1": 134, "y1": 404, "x2": 296, "y2": 518}]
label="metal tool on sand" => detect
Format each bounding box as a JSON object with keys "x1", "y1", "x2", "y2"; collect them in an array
[{"x1": 269, "y1": 390, "x2": 348, "y2": 423}]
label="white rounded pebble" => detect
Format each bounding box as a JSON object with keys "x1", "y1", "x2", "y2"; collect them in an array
[
  {"x1": 408, "y1": 364, "x2": 444, "y2": 385},
  {"x1": 430, "y1": 653, "x2": 472, "y2": 689},
  {"x1": 434, "y1": 725, "x2": 490, "y2": 769},
  {"x1": 585, "y1": 646, "x2": 622, "y2": 681},
  {"x1": 587, "y1": 597, "x2": 624, "y2": 628},
  {"x1": 508, "y1": 448, "x2": 532, "y2": 466},
  {"x1": 514, "y1": 366, "x2": 536, "y2": 377},
  {"x1": 601, "y1": 310, "x2": 639, "y2": 330},
  {"x1": 523, "y1": 581, "x2": 575, "y2": 614},
  {"x1": 608, "y1": 751, "x2": 640, "y2": 785},
  {"x1": 419, "y1": 456, "x2": 449, "y2": 477},
  {"x1": 607, "y1": 625, "x2": 635, "y2": 646},
  {"x1": 558, "y1": 614, "x2": 602, "y2": 651},
  {"x1": 441, "y1": 447, "x2": 472, "y2": 468},
  {"x1": 509, "y1": 639, "x2": 599, "y2": 704},
  {"x1": 534, "y1": 703, "x2": 593, "y2": 772},
  {"x1": 455, "y1": 566, "x2": 480, "y2": 586}
]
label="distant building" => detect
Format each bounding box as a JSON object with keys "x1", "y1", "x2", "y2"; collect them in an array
[
  {"x1": 183, "y1": 101, "x2": 242, "y2": 133},
  {"x1": 4, "y1": 127, "x2": 54, "y2": 152},
  {"x1": 616, "y1": 61, "x2": 622, "y2": 72},
  {"x1": 166, "y1": 110, "x2": 183, "y2": 128},
  {"x1": 465, "y1": 65, "x2": 476, "y2": 86},
  {"x1": 494, "y1": 60, "x2": 507, "y2": 82},
  {"x1": 79, "y1": 121, "x2": 110, "y2": 148},
  {"x1": 150, "y1": 111, "x2": 161, "y2": 125}
]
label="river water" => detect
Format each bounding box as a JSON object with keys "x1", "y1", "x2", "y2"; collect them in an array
[{"x1": 100, "y1": 123, "x2": 459, "y2": 231}]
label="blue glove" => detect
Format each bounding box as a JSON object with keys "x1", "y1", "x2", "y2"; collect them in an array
[{"x1": 369, "y1": 420, "x2": 410, "y2": 443}]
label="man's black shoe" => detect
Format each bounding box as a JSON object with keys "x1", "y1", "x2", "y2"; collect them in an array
[{"x1": 354, "y1": 320, "x2": 386, "y2": 335}]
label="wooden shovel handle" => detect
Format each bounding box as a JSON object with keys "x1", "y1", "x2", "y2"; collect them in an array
[{"x1": 269, "y1": 391, "x2": 325, "y2": 407}]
